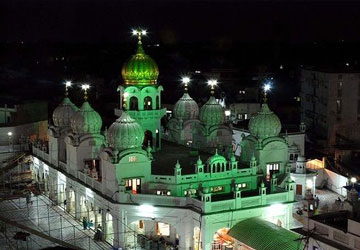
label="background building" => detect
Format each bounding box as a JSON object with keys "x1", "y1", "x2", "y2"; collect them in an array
[{"x1": 300, "y1": 69, "x2": 360, "y2": 149}]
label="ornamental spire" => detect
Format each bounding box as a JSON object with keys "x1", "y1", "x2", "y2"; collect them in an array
[
  {"x1": 262, "y1": 78, "x2": 272, "y2": 103},
  {"x1": 132, "y1": 28, "x2": 147, "y2": 54},
  {"x1": 207, "y1": 79, "x2": 218, "y2": 96},
  {"x1": 181, "y1": 77, "x2": 190, "y2": 93},
  {"x1": 81, "y1": 84, "x2": 90, "y2": 101},
  {"x1": 64, "y1": 81, "x2": 72, "y2": 97}
]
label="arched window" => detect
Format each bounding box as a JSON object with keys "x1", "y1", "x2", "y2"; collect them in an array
[
  {"x1": 156, "y1": 96, "x2": 160, "y2": 109},
  {"x1": 129, "y1": 96, "x2": 138, "y2": 110},
  {"x1": 217, "y1": 163, "x2": 220, "y2": 172},
  {"x1": 144, "y1": 96, "x2": 152, "y2": 110},
  {"x1": 143, "y1": 130, "x2": 153, "y2": 147}
]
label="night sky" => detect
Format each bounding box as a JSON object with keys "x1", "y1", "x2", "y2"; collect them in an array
[{"x1": 3, "y1": 0, "x2": 360, "y2": 44}]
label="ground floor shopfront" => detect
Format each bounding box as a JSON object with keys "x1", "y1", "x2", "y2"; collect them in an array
[{"x1": 31, "y1": 155, "x2": 295, "y2": 250}]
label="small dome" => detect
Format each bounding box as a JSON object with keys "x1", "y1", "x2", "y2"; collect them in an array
[
  {"x1": 248, "y1": 103, "x2": 281, "y2": 139},
  {"x1": 297, "y1": 155, "x2": 306, "y2": 162},
  {"x1": 107, "y1": 111, "x2": 144, "y2": 151},
  {"x1": 207, "y1": 150, "x2": 226, "y2": 164},
  {"x1": 71, "y1": 102, "x2": 102, "y2": 134},
  {"x1": 199, "y1": 96, "x2": 224, "y2": 126},
  {"x1": 52, "y1": 97, "x2": 78, "y2": 127},
  {"x1": 174, "y1": 93, "x2": 199, "y2": 120},
  {"x1": 121, "y1": 43, "x2": 159, "y2": 85}
]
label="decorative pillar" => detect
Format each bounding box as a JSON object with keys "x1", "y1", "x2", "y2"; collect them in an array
[{"x1": 259, "y1": 182, "x2": 267, "y2": 205}]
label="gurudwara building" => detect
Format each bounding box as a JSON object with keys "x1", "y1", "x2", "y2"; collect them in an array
[{"x1": 32, "y1": 31, "x2": 301, "y2": 250}]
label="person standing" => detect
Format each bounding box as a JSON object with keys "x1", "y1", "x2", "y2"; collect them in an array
[{"x1": 82, "y1": 217, "x2": 88, "y2": 230}]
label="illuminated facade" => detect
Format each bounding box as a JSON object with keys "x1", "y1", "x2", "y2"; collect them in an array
[{"x1": 36, "y1": 31, "x2": 301, "y2": 250}]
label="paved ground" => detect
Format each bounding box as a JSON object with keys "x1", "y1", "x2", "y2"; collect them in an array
[
  {"x1": 292, "y1": 188, "x2": 348, "y2": 229},
  {"x1": 0, "y1": 194, "x2": 112, "y2": 250}
]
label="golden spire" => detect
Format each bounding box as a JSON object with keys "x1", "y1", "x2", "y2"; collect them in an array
[{"x1": 132, "y1": 28, "x2": 147, "y2": 46}]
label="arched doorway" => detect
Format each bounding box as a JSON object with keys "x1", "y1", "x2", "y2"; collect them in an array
[
  {"x1": 126, "y1": 220, "x2": 176, "y2": 249},
  {"x1": 68, "y1": 189, "x2": 76, "y2": 217},
  {"x1": 143, "y1": 130, "x2": 153, "y2": 147},
  {"x1": 127, "y1": 220, "x2": 145, "y2": 248},
  {"x1": 156, "y1": 96, "x2": 160, "y2": 109},
  {"x1": 95, "y1": 207, "x2": 103, "y2": 230},
  {"x1": 144, "y1": 96, "x2": 152, "y2": 110},
  {"x1": 194, "y1": 227, "x2": 202, "y2": 250},
  {"x1": 129, "y1": 96, "x2": 138, "y2": 110},
  {"x1": 105, "y1": 213, "x2": 114, "y2": 244},
  {"x1": 57, "y1": 183, "x2": 66, "y2": 210},
  {"x1": 156, "y1": 129, "x2": 160, "y2": 148},
  {"x1": 88, "y1": 202, "x2": 96, "y2": 229},
  {"x1": 80, "y1": 195, "x2": 87, "y2": 220}
]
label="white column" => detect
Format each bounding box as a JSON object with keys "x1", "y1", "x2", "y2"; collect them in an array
[{"x1": 144, "y1": 220, "x2": 156, "y2": 238}]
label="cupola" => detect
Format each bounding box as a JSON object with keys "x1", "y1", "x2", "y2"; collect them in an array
[{"x1": 107, "y1": 111, "x2": 144, "y2": 151}]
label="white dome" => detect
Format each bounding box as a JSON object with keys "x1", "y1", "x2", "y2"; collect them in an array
[
  {"x1": 71, "y1": 102, "x2": 102, "y2": 134},
  {"x1": 173, "y1": 93, "x2": 199, "y2": 120},
  {"x1": 52, "y1": 97, "x2": 78, "y2": 127},
  {"x1": 199, "y1": 96, "x2": 224, "y2": 126},
  {"x1": 107, "y1": 111, "x2": 144, "y2": 151},
  {"x1": 248, "y1": 103, "x2": 281, "y2": 139}
]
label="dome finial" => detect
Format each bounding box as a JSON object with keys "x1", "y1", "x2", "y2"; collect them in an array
[
  {"x1": 122, "y1": 92, "x2": 129, "y2": 110},
  {"x1": 207, "y1": 79, "x2": 218, "y2": 96},
  {"x1": 81, "y1": 84, "x2": 90, "y2": 101},
  {"x1": 181, "y1": 76, "x2": 191, "y2": 93},
  {"x1": 262, "y1": 78, "x2": 273, "y2": 103},
  {"x1": 64, "y1": 80, "x2": 72, "y2": 97},
  {"x1": 132, "y1": 28, "x2": 147, "y2": 53}
]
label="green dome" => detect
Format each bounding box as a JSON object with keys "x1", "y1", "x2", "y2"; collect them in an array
[
  {"x1": 248, "y1": 103, "x2": 281, "y2": 139},
  {"x1": 121, "y1": 43, "x2": 159, "y2": 85},
  {"x1": 52, "y1": 97, "x2": 78, "y2": 127},
  {"x1": 107, "y1": 111, "x2": 144, "y2": 151},
  {"x1": 174, "y1": 93, "x2": 199, "y2": 120},
  {"x1": 199, "y1": 96, "x2": 224, "y2": 126},
  {"x1": 71, "y1": 102, "x2": 102, "y2": 134}
]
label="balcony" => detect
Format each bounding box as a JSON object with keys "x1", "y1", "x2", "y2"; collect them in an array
[{"x1": 78, "y1": 171, "x2": 103, "y2": 192}]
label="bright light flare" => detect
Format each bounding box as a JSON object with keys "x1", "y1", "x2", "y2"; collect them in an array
[
  {"x1": 181, "y1": 77, "x2": 190, "y2": 84},
  {"x1": 207, "y1": 79, "x2": 218, "y2": 87},
  {"x1": 7, "y1": 132, "x2": 12, "y2": 136},
  {"x1": 64, "y1": 81, "x2": 72, "y2": 87},
  {"x1": 263, "y1": 83, "x2": 271, "y2": 93},
  {"x1": 81, "y1": 84, "x2": 90, "y2": 90},
  {"x1": 123, "y1": 92, "x2": 129, "y2": 98},
  {"x1": 351, "y1": 177, "x2": 357, "y2": 184},
  {"x1": 132, "y1": 29, "x2": 147, "y2": 36}
]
